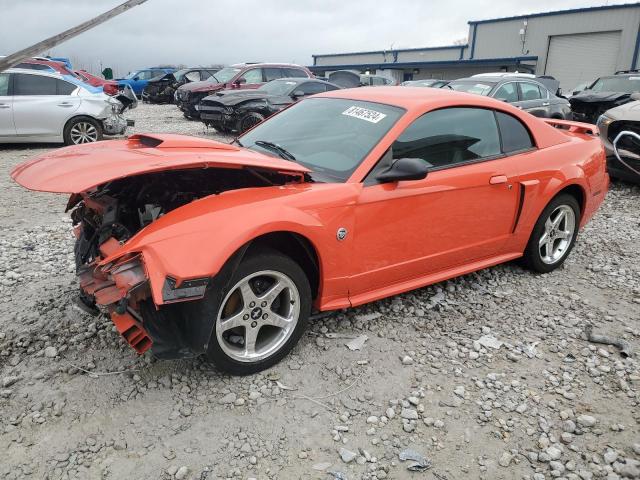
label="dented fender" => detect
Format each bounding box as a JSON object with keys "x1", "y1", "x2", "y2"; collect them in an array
[{"x1": 100, "y1": 183, "x2": 358, "y2": 307}]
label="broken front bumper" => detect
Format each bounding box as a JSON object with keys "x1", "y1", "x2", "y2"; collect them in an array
[{"x1": 102, "y1": 113, "x2": 134, "y2": 136}]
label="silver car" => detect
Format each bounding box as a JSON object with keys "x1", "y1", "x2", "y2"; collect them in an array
[{"x1": 0, "y1": 68, "x2": 135, "y2": 145}]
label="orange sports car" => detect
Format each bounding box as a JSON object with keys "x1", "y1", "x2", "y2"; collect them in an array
[{"x1": 12, "y1": 87, "x2": 608, "y2": 375}]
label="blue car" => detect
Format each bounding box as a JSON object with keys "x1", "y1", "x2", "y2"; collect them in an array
[{"x1": 118, "y1": 67, "x2": 175, "y2": 95}]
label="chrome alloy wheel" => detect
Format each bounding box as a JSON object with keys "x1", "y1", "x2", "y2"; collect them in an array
[
  {"x1": 69, "y1": 121, "x2": 99, "y2": 144},
  {"x1": 216, "y1": 270, "x2": 300, "y2": 363},
  {"x1": 539, "y1": 205, "x2": 576, "y2": 265}
]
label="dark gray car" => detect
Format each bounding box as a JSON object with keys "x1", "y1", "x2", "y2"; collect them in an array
[{"x1": 446, "y1": 75, "x2": 572, "y2": 119}]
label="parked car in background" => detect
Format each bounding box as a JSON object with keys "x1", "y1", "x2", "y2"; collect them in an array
[
  {"x1": 597, "y1": 95, "x2": 640, "y2": 183},
  {"x1": 0, "y1": 68, "x2": 136, "y2": 145},
  {"x1": 198, "y1": 78, "x2": 340, "y2": 133},
  {"x1": 401, "y1": 79, "x2": 449, "y2": 88},
  {"x1": 74, "y1": 69, "x2": 119, "y2": 96},
  {"x1": 11, "y1": 87, "x2": 608, "y2": 374},
  {"x1": 175, "y1": 63, "x2": 313, "y2": 119},
  {"x1": 142, "y1": 67, "x2": 221, "y2": 104},
  {"x1": 569, "y1": 71, "x2": 640, "y2": 124},
  {"x1": 117, "y1": 67, "x2": 176, "y2": 95},
  {"x1": 447, "y1": 75, "x2": 571, "y2": 119},
  {"x1": 327, "y1": 70, "x2": 394, "y2": 88}
]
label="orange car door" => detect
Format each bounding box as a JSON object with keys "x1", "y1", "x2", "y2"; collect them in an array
[{"x1": 349, "y1": 107, "x2": 523, "y2": 298}]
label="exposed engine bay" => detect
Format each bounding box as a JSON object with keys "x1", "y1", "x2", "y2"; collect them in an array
[{"x1": 70, "y1": 167, "x2": 296, "y2": 268}]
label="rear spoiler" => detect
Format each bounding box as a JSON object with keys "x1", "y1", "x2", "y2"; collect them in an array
[{"x1": 543, "y1": 119, "x2": 599, "y2": 136}]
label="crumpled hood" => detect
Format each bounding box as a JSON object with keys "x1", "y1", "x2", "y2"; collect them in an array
[
  {"x1": 11, "y1": 133, "x2": 309, "y2": 194},
  {"x1": 570, "y1": 91, "x2": 631, "y2": 104},
  {"x1": 179, "y1": 79, "x2": 223, "y2": 93},
  {"x1": 203, "y1": 91, "x2": 290, "y2": 106}
]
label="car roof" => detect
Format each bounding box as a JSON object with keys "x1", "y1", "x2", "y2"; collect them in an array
[
  {"x1": 317, "y1": 85, "x2": 529, "y2": 111},
  {"x1": 230, "y1": 63, "x2": 308, "y2": 69},
  {"x1": 3, "y1": 67, "x2": 65, "y2": 79}
]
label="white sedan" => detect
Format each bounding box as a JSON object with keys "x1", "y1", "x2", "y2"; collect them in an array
[{"x1": 0, "y1": 68, "x2": 135, "y2": 145}]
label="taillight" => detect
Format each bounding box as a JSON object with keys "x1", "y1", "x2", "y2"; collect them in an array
[{"x1": 104, "y1": 84, "x2": 117, "y2": 96}]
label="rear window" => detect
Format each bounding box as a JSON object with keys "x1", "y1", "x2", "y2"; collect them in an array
[{"x1": 447, "y1": 81, "x2": 494, "y2": 96}]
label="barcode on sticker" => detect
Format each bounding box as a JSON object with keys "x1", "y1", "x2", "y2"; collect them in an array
[{"x1": 342, "y1": 106, "x2": 387, "y2": 123}]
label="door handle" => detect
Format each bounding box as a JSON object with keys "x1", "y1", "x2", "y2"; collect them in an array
[
  {"x1": 489, "y1": 175, "x2": 508, "y2": 185},
  {"x1": 0, "y1": 103, "x2": 9, "y2": 109},
  {"x1": 57, "y1": 102, "x2": 73, "y2": 107},
  {"x1": 542, "y1": 102, "x2": 550, "y2": 106}
]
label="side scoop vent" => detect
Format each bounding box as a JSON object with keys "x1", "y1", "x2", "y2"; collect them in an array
[{"x1": 127, "y1": 133, "x2": 240, "y2": 151}]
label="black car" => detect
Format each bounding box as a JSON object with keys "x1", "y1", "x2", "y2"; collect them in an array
[
  {"x1": 569, "y1": 71, "x2": 640, "y2": 124},
  {"x1": 446, "y1": 74, "x2": 571, "y2": 119},
  {"x1": 141, "y1": 68, "x2": 220, "y2": 104},
  {"x1": 198, "y1": 78, "x2": 340, "y2": 133}
]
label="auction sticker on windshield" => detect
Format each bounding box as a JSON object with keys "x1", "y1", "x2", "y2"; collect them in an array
[{"x1": 342, "y1": 106, "x2": 387, "y2": 123}]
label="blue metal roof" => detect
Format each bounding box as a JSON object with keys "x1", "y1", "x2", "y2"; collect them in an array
[
  {"x1": 468, "y1": 2, "x2": 640, "y2": 24},
  {"x1": 312, "y1": 44, "x2": 467, "y2": 59},
  {"x1": 309, "y1": 56, "x2": 538, "y2": 72}
]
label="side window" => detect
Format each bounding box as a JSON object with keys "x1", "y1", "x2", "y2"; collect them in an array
[
  {"x1": 13, "y1": 74, "x2": 59, "y2": 95},
  {"x1": 519, "y1": 82, "x2": 542, "y2": 101},
  {"x1": 202, "y1": 70, "x2": 216, "y2": 80},
  {"x1": 391, "y1": 107, "x2": 501, "y2": 169},
  {"x1": 185, "y1": 71, "x2": 200, "y2": 82},
  {"x1": 241, "y1": 68, "x2": 264, "y2": 83},
  {"x1": 297, "y1": 82, "x2": 326, "y2": 95},
  {"x1": 496, "y1": 111, "x2": 534, "y2": 153},
  {"x1": 56, "y1": 79, "x2": 77, "y2": 95},
  {"x1": 493, "y1": 83, "x2": 518, "y2": 102},
  {"x1": 0, "y1": 73, "x2": 9, "y2": 96},
  {"x1": 264, "y1": 68, "x2": 284, "y2": 81},
  {"x1": 538, "y1": 86, "x2": 550, "y2": 98},
  {"x1": 283, "y1": 68, "x2": 308, "y2": 78}
]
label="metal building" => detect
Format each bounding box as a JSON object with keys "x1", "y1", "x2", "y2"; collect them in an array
[{"x1": 310, "y1": 3, "x2": 640, "y2": 91}]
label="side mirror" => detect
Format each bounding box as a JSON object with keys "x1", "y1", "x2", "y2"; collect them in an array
[
  {"x1": 631, "y1": 92, "x2": 640, "y2": 101},
  {"x1": 292, "y1": 90, "x2": 305, "y2": 98},
  {"x1": 375, "y1": 157, "x2": 429, "y2": 183},
  {"x1": 235, "y1": 77, "x2": 247, "y2": 85}
]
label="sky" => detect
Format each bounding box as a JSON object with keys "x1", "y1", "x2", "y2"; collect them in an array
[{"x1": 0, "y1": 0, "x2": 633, "y2": 76}]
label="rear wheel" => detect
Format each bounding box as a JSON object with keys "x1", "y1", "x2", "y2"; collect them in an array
[
  {"x1": 522, "y1": 193, "x2": 580, "y2": 273},
  {"x1": 203, "y1": 249, "x2": 311, "y2": 375},
  {"x1": 64, "y1": 116, "x2": 103, "y2": 145}
]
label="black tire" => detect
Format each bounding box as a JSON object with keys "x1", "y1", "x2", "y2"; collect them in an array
[
  {"x1": 522, "y1": 193, "x2": 581, "y2": 273},
  {"x1": 237, "y1": 111, "x2": 265, "y2": 133},
  {"x1": 200, "y1": 248, "x2": 311, "y2": 375},
  {"x1": 63, "y1": 116, "x2": 103, "y2": 146}
]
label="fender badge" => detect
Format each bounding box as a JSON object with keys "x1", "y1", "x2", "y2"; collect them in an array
[{"x1": 337, "y1": 227, "x2": 348, "y2": 241}]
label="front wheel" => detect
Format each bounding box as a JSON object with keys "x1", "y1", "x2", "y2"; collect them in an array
[
  {"x1": 203, "y1": 249, "x2": 311, "y2": 375},
  {"x1": 522, "y1": 194, "x2": 580, "y2": 273},
  {"x1": 237, "y1": 111, "x2": 265, "y2": 133}
]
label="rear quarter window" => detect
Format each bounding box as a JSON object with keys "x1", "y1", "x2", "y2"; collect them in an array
[{"x1": 496, "y1": 111, "x2": 534, "y2": 153}]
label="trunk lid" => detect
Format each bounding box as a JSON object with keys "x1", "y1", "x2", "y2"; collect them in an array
[{"x1": 11, "y1": 133, "x2": 309, "y2": 194}]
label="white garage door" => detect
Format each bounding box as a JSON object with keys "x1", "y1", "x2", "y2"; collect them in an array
[{"x1": 545, "y1": 31, "x2": 621, "y2": 92}]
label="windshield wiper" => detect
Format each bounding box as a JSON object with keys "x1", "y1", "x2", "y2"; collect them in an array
[{"x1": 253, "y1": 140, "x2": 297, "y2": 162}]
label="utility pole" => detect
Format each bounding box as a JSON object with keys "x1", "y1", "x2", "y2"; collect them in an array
[{"x1": 0, "y1": 0, "x2": 148, "y2": 72}]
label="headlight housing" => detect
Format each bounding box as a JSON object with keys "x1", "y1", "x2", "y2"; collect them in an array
[{"x1": 597, "y1": 114, "x2": 614, "y2": 129}]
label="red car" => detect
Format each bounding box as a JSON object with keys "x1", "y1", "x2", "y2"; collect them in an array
[
  {"x1": 12, "y1": 87, "x2": 608, "y2": 374},
  {"x1": 175, "y1": 63, "x2": 313, "y2": 118},
  {"x1": 74, "y1": 69, "x2": 119, "y2": 96}
]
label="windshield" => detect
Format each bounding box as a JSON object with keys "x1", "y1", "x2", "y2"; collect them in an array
[
  {"x1": 447, "y1": 81, "x2": 495, "y2": 96},
  {"x1": 124, "y1": 71, "x2": 139, "y2": 80},
  {"x1": 258, "y1": 80, "x2": 298, "y2": 95},
  {"x1": 589, "y1": 76, "x2": 640, "y2": 93},
  {"x1": 212, "y1": 67, "x2": 242, "y2": 83},
  {"x1": 239, "y1": 98, "x2": 405, "y2": 182}
]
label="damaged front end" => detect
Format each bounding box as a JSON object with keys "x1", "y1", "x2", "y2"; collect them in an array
[
  {"x1": 11, "y1": 133, "x2": 310, "y2": 359},
  {"x1": 94, "y1": 86, "x2": 137, "y2": 136},
  {"x1": 70, "y1": 166, "x2": 299, "y2": 358},
  {"x1": 569, "y1": 92, "x2": 633, "y2": 124}
]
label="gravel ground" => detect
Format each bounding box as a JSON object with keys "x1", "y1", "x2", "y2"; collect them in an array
[{"x1": 0, "y1": 103, "x2": 639, "y2": 480}]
